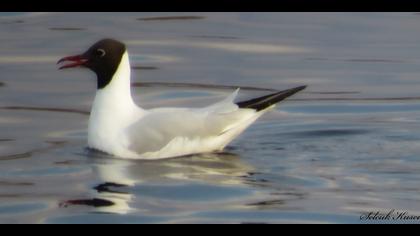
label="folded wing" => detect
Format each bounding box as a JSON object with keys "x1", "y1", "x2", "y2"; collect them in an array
[{"x1": 125, "y1": 86, "x2": 306, "y2": 159}]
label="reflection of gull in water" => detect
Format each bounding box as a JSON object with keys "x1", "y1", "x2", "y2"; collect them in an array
[{"x1": 64, "y1": 150, "x2": 254, "y2": 214}]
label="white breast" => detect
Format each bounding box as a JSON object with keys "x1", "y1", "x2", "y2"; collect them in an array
[{"x1": 88, "y1": 51, "x2": 144, "y2": 157}]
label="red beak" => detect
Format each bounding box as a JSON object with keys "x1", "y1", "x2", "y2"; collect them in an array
[{"x1": 57, "y1": 54, "x2": 88, "y2": 70}]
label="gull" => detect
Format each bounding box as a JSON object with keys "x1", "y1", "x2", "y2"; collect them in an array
[{"x1": 58, "y1": 39, "x2": 306, "y2": 160}]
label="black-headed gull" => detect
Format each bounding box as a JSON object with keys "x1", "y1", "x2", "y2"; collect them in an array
[{"x1": 58, "y1": 39, "x2": 306, "y2": 159}]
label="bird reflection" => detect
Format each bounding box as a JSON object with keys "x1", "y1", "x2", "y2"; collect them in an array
[{"x1": 61, "y1": 149, "x2": 255, "y2": 214}]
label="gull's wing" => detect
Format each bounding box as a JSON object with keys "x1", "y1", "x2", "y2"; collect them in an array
[
  {"x1": 125, "y1": 89, "x2": 257, "y2": 158},
  {"x1": 236, "y1": 86, "x2": 307, "y2": 111},
  {"x1": 125, "y1": 86, "x2": 306, "y2": 159}
]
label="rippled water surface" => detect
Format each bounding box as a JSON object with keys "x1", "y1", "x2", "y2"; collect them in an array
[{"x1": 1, "y1": 12, "x2": 420, "y2": 223}]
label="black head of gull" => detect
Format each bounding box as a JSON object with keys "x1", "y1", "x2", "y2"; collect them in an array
[{"x1": 57, "y1": 38, "x2": 126, "y2": 89}]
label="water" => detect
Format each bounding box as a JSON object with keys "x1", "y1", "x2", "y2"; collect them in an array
[{"x1": 1, "y1": 12, "x2": 420, "y2": 224}]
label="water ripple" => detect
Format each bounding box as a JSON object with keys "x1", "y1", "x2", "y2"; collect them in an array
[{"x1": 137, "y1": 16, "x2": 205, "y2": 21}]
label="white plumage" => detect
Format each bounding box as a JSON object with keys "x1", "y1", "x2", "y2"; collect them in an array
[
  {"x1": 88, "y1": 52, "x2": 267, "y2": 159},
  {"x1": 58, "y1": 39, "x2": 305, "y2": 160}
]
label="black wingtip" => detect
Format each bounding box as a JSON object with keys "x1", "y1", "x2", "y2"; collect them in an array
[{"x1": 236, "y1": 85, "x2": 307, "y2": 111}]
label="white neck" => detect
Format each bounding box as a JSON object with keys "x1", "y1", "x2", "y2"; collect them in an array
[
  {"x1": 96, "y1": 51, "x2": 134, "y2": 106},
  {"x1": 88, "y1": 51, "x2": 143, "y2": 152}
]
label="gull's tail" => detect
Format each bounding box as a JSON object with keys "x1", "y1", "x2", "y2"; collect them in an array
[{"x1": 236, "y1": 85, "x2": 307, "y2": 111}]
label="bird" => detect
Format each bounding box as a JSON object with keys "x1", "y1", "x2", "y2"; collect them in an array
[{"x1": 57, "y1": 39, "x2": 306, "y2": 160}]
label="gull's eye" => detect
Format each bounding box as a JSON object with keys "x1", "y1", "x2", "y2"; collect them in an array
[{"x1": 95, "y1": 49, "x2": 106, "y2": 57}]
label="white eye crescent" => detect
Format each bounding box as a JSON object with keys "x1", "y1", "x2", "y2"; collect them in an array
[{"x1": 97, "y1": 49, "x2": 106, "y2": 57}]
